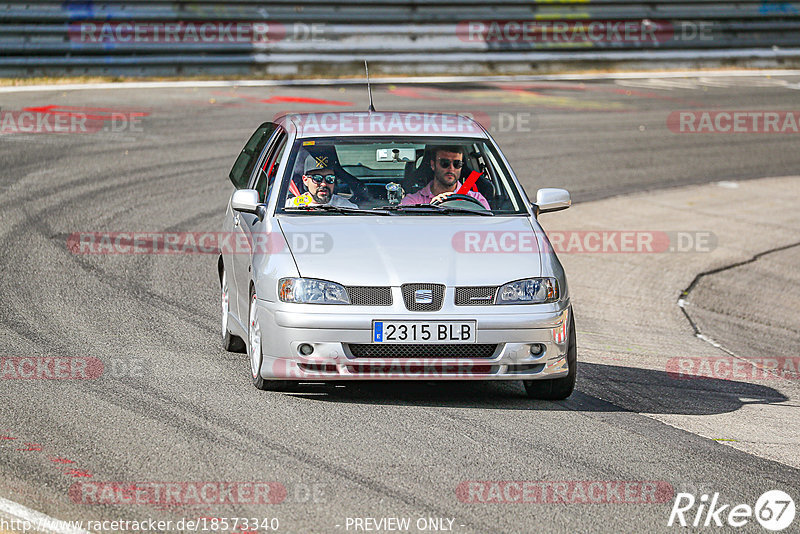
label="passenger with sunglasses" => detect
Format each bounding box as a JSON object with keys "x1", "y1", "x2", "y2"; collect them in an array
[
  {"x1": 399, "y1": 146, "x2": 490, "y2": 209},
  {"x1": 286, "y1": 154, "x2": 358, "y2": 208}
]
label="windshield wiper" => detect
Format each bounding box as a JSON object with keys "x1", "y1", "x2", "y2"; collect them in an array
[
  {"x1": 376, "y1": 204, "x2": 494, "y2": 216},
  {"x1": 284, "y1": 205, "x2": 389, "y2": 215},
  {"x1": 436, "y1": 206, "x2": 494, "y2": 216}
]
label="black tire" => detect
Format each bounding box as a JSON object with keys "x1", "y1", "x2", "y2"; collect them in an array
[
  {"x1": 248, "y1": 287, "x2": 293, "y2": 392},
  {"x1": 248, "y1": 287, "x2": 269, "y2": 390},
  {"x1": 523, "y1": 310, "x2": 577, "y2": 400},
  {"x1": 221, "y1": 267, "x2": 246, "y2": 353}
]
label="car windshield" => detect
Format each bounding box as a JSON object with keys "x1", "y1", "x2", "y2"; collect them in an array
[{"x1": 276, "y1": 137, "x2": 529, "y2": 215}]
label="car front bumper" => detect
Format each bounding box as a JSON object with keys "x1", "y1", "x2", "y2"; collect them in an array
[{"x1": 255, "y1": 299, "x2": 572, "y2": 381}]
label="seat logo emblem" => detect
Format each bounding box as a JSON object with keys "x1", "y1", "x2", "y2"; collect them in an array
[{"x1": 414, "y1": 289, "x2": 433, "y2": 304}]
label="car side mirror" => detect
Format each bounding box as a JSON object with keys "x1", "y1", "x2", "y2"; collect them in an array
[
  {"x1": 534, "y1": 188, "x2": 571, "y2": 214},
  {"x1": 231, "y1": 189, "x2": 266, "y2": 220}
]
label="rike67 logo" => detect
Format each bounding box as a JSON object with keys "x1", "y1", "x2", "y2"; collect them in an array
[{"x1": 668, "y1": 490, "x2": 795, "y2": 531}]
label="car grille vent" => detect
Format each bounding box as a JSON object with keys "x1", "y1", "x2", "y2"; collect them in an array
[
  {"x1": 454, "y1": 286, "x2": 498, "y2": 305},
  {"x1": 347, "y1": 343, "x2": 498, "y2": 359},
  {"x1": 401, "y1": 283, "x2": 445, "y2": 311},
  {"x1": 345, "y1": 286, "x2": 393, "y2": 306}
]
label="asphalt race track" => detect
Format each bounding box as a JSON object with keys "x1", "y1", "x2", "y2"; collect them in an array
[{"x1": 1, "y1": 74, "x2": 799, "y2": 533}]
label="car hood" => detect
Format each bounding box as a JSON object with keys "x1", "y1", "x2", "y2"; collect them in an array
[{"x1": 278, "y1": 216, "x2": 542, "y2": 286}]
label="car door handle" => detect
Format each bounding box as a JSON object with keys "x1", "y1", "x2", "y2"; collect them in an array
[{"x1": 233, "y1": 214, "x2": 240, "y2": 227}]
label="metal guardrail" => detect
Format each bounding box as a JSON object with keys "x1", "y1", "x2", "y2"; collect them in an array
[{"x1": 1, "y1": 1, "x2": 800, "y2": 76}]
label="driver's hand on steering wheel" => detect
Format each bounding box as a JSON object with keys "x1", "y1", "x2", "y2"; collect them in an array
[{"x1": 431, "y1": 191, "x2": 455, "y2": 204}]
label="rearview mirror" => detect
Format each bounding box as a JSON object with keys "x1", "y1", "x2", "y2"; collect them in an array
[
  {"x1": 534, "y1": 188, "x2": 571, "y2": 214},
  {"x1": 376, "y1": 148, "x2": 416, "y2": 162}
]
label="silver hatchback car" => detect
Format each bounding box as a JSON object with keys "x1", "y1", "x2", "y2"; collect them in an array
[{"x1": 219, "y1": 112, "x2": 576, "y2": 399}]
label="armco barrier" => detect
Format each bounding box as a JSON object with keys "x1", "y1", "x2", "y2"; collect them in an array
[{"x1": 1, "y1": 1, "x2": 800, "y2": 76}]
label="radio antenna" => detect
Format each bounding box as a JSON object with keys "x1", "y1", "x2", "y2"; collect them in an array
[{"x1": 365, "y1": 60, "x2": 376, "y2": 112}]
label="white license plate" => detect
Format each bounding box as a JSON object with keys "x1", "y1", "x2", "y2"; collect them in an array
[{"x1": 372, "y1": 321, "x2": 476, "y2": 344}]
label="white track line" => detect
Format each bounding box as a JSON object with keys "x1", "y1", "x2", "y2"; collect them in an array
[
  {"x1": 1, "y1": 69, "x2": 799, "y2": 93},
  {"x1": 0, "y1": 496, "x2": 91, "y2": 534}
]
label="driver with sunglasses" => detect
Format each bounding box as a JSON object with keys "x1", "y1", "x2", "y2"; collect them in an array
[
  {"x1": 286, "y1": 154, "x2": 358, "y2": 208},
  {"x1": 399, "y1": 146, "x2": 490, "y2": 209}
]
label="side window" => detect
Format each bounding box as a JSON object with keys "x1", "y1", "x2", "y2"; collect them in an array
[
  {"x1": 255, "y1": 135, "x2": 287, "y2": 202},
  {"x1": 228, "y1": 122, "x2": 277, "y2": 189}
]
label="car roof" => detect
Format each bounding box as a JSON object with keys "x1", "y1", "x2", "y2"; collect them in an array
[{"x1": 273, "y1": 111, "x2": 489, "y2": 139}]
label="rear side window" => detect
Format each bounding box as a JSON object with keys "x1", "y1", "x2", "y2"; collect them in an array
[
  {"x1": 254, "y1": 135, "x2": 287, "y2": 202},
  {"x1": 228, "y1": 123, "x2": 277, "y2": 189}
]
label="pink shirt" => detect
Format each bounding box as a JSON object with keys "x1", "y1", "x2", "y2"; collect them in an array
[{"x1": 400, "y1": 181, "x2": 490, "y2": 210}]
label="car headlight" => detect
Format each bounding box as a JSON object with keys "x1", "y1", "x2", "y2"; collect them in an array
[
  {"x1": 496, "y1": 278, "x2": 558, "y2": 304},
  {"x1": 278, "y1": 278, "x2": 351, "y2": 304}
]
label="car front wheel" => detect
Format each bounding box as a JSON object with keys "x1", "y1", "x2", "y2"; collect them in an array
[
  {"x1": 248, "y1": 288, "x2": 292, "y2": 392},
  {"x1": 248, "y1": 289, "x2": 269, "y2": 390},
  {"x1": 221, "y1": 268, "x2": 245, "y2": 352},
  {"x1": 523, "y1": 310, "x2": 577, "y2": 400}
]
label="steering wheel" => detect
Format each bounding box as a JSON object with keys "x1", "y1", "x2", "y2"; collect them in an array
[
  {"x1": 431, "y1": 193, "x2": 487, "y2": 209},
  {"x1": 336, "y1": 170, "x2": 370, "y2": 205}
]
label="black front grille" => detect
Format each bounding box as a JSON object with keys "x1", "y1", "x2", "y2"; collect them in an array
[
  {"x1": 347, "y1": 343, "x2": 498, "y2": 359},
  {"x1": 345, "y1": 286, "x2": 393, "y2": 306},
  {"x1": 455, "y1": 286, "x2": 498, "y2": 305},
  {"x1": 401, "y1": 283, "x2": 444, "y2": 311}
]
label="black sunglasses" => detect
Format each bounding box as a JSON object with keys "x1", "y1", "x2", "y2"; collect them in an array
[
  {"x1": 437, "y1": 158, "x2": 463, "y2": 169},
  {"x1": 307, "y1": 173, "x2": 336, "y2": 184}
]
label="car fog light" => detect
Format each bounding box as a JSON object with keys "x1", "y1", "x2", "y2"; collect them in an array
[
  {"x1": 298, "y1": 343, "x2": 314, "y2": 356},
  {"x1": 529, "y1": 343, "x2": 545, "y2": 357}
]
